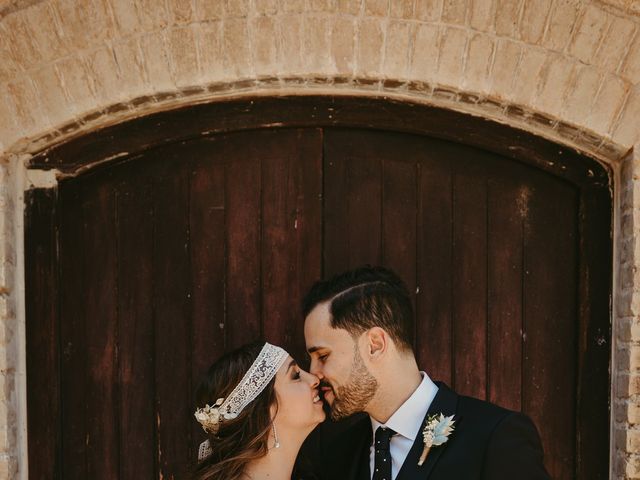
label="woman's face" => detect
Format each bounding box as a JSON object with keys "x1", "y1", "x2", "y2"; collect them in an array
[{"x1": 273, "y1": 355, "x2": 325, "y2": 431}]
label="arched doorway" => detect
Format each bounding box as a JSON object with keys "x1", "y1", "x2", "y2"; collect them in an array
[{"x1": 25, "y1": 96, "x2": 611, "y2": 479}]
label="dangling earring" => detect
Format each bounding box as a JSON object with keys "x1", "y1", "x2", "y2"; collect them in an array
[{"x1": 273, "y1": 423, "x2": 280, "y2": 449}]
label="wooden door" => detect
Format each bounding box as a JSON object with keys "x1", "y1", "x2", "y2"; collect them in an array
[{"x1": 25, "y1": 125, "x2": 611, "y2": 479}]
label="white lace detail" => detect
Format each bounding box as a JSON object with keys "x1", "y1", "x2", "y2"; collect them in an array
[{"x1": 195, "y1": 342, "x2": 288, "y2": 461}]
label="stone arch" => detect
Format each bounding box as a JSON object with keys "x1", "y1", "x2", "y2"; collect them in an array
[{"x1": 1, "y1": 1, "x2": 639, "y2": 478}]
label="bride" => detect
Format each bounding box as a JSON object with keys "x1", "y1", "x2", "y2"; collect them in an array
[{"x1": 191, "y1": 341, "x2": 325, "y2": 480}]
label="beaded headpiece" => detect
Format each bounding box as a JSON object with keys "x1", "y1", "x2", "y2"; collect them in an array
[{"x1": 194, "y1": 342, "x2": 289, "y2": 461}]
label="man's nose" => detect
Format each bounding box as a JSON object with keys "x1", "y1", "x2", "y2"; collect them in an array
[
  {"x1": 309, "y1": 358, "x2": 323, "y2": 378},
  {"x1": 307, "y1": 372, "x2": 320, "y2": 389}
]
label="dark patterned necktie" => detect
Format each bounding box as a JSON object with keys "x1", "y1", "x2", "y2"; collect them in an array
[{"x1": 372, "y1": 426, "x2": 396, "y2": 480}]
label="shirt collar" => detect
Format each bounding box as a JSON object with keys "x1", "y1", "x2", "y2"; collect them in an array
[{"x1": 370, "y1": 372, "x2": 438, "y2": 441}]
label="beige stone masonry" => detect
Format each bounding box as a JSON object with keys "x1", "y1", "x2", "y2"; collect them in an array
[{"x1": 0, "y1": 0, "x2": 638, "y2": 478}]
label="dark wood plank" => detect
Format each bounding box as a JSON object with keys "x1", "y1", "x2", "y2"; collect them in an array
[
  {"x1": 324, "y1": 130, "x2": 383, "y2": 274},
  {"x1": 225, "y1": 135, "x2": 262, "y2": 349},
  {"x1": 82, "y1": 174, "x2": 119, "y2": 480},
  {"x1": 261, "y1": 129, "x2": 323, "y2": 362},
  {"x1": 153, "y1": 158, "x2": 192, "y2": 479},
  {"x1": 25, "y1": 188, "x2": 61, "y2": 480},
  {"x1": 575, "y1": 185, "x2": 611, "y2": 479},
  {"x1": 486, "y1": 172, "x2": 524, "y2": 411},
  {"x1": 523, "y1": 175, "x2": 578, "y2": 479},
  {"x1": 382, "y1": 158, "x2": 417, "y2": 303},
  {"x1": 58, "y1": 180, "x2": 87, "y2": 480},
  {"x1": 323, "y1": 132, "x2": 350, "y2": 278},
  {"x1": 116, "y1": 171, "x2": 155, "y2": 479},
  {"x1": 189, "y1": 143, "x2": 227, "y2": 451},
  {"x1": 452, "y1": 161, "x2": 488, "y2": 399},
  {"x1": 416, "y1": 153, "x2": 453, "y2": 384}
]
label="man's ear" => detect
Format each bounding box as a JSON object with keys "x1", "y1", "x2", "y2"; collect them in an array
[{"x1": 366, "y1": 327, "x2": 388, "y2": 358}]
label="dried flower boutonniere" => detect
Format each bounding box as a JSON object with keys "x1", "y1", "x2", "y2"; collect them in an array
[{"x1": 418, "y1": 413, "x2": 456, "y2": 466}]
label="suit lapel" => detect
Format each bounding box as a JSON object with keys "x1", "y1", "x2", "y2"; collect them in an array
[{"x1": 396, "y1": 383, "x2": 458, "y2": 480}]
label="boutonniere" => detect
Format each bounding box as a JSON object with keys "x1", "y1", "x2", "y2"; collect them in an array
[{"x1": 418, "y1": 413, "x2": 456, "y2": 466}]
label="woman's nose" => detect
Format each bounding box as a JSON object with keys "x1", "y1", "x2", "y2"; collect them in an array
[{"x1": 306, "y1": 371, "x2": 320, "y2": 388}]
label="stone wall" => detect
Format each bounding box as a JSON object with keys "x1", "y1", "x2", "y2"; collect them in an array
[{"x1": 0, "y1": 0, "x2": 639, "y2": 477}]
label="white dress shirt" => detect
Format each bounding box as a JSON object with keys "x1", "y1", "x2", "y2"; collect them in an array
[{"x1": 369, "y1": 372, "x2": 439, "y2": 480}]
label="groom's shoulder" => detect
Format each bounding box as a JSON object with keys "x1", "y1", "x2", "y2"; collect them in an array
[{"x1": 441, "y1": 384, "x2": 539, "y2": 441}]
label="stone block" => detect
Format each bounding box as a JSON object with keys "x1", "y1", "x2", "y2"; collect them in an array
[
  {"x1": 23, "y1": 2, "x2": 69, "y2": 64},
  {"x1": 365, "y1": 0, "x2": 389, "y2": 16},
  {"x1": 390, "y1": 0, "x2": 415, "y2": 19},
  {"x1": 55, "y1": 57, "x2": 97, "y2": 116},
  {"x1": 617, "y1": 372, "x2": 640, "y2": 397},
  {"x1": 410, "y1": 23, "x2": 440, "y2": 82},
  {"x1": 197, "y1": 21, "x2": 225, "y2": 83},
  {"x1": 112, "y1": 37, "x2": 150, "y2": 98},
  {"x1": 168, "y1": 0, "x2": 195, "y2": 23},
  {"x1": 416, "y1": 0, "x2": 443, "y2": 22},
  {"x1": 223, "y1": 18, "x2": 253, "y2": 77},
  {"x1": 532, "y1": 53, "x2": 575, "y2": 117},
  {"x1": 255, "y1": 0, "x2": 279, "y2": 14},
  {"x1": 384, "y1": 20, "x2": 412, "y2": 78},
  {"x1": 629, "y1": 399, "x2": 640, "y2": 424},
  {"x1": 53, "y1": 0, "x2": 115, "y2": 48},
  {"x1": 132, "y1": 0, "x2": 170, "y2": 30},
  {"x1": 5, "y1": 78, "x2": 46, "y2": 139},
  {"x1": 356, "y1": 17, "x2": 384, "y2": 76},
  {"x1": 2, "y1": 10, "x2": 43, "y2": 71},
  {"x1": 464, "y1": 33, "x2": 494, "y2": 93},
  {"x1": 309, "y1": 0, "x2": 336, "y2": 12},
  {"x1": 337, "y1": 0, "x2": 362, "y2": 15},
  {"x1": 593, "y1": 15, "x2": 636, "y2": 73},
  {"x1": 109, "y1": 0, "x2": 142, "y2": 35},
  {"x1": 437, "y1": 26, "x2": 466, "y2": 88},
  {"x1": 622, "y1": 32, "x2": 640, "y2": 85},
  {"x1": 542, "y1": 0, "x2": 580, "y2": 53},
  {"x1": 0, "y1": 26, "x2": 20, "y2": 85},
  {"x1": 519, "y1": 0, "x2": 552, "y2": 44},
  {"x1": 278, "y1": 14, "x2": 304, "y2": 73},
  {"x1": 196, "y1": 0, "x2": 225, "y2": 20},
  {"x1": 29, "y1": 64, "x2": 73, "y2": 126},
  {"x1": 252, "y1": 15, "x2": 278, "y2": 75},
  {"x1": 612, "y1": 85, "x2": 640, "y2": 148},
  {"x1": 588, "y1": 74, "x2": 629, "y2": 134},
  {"x1": 168, "y1": 26, "x2": 200, "y2": 87},
  {"x1": 626, "y1": 427, "x2": 640, "y2": 451},
  {"x1": 139, "y1": 31, "x2": 175, "y2": 91},
  {"x1": 0, "y1": 90, "x2": 19, "y2": 149},
  {"x1": 332, "y1": 16, "x2": 356, "y2": 73},
  {"x1": 305, "y1": 15, "x2": 332, "y2": 73},
  {"x1": 494, "y1": 0, "x2": 520, "y2": 38},
  {"x1": 469, "y1": 0, "x2": 492, "y2": 31},
  {"x1": 511, "y1": 47, "x2": 548, "y2": 106},
  {"x1": 441, "y1": 0, "x2": 468, "y2": 25},
  {"x1": 226, "y1": 0, "x2": 250, "y2": 17},
  {"x1": 281, "y1": 0, "x2": 306, "y2": 13},
  {"x1": 568, "y1": 5, "x2": 610, "y2": 65},
  {"x1": 562, "y1": 65, "x2": 602, "y2": 126},
  {"x1": 489, "y1": 38, "x2": 522, "y2": 101}
]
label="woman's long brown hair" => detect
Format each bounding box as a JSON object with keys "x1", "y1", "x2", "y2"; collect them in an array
[{"x1": 191, "y1": 341, "x2": 278, "y2": 480}]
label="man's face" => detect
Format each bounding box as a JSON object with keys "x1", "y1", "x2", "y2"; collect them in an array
[{"x1": 304, "y1": 302, "x2": 378, "y2": 420}]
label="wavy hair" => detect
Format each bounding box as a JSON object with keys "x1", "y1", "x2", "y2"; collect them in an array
[{"x1": 191, "y1": 341, "x2": 278, "y2": 480}]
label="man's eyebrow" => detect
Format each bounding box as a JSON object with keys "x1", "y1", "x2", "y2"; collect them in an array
[
  {"x1": 286, "y1": 360, "x2": 297, "y2": 372},
  {"x1": 307, "y1": 346, "x2": 324, "y2": 354}
]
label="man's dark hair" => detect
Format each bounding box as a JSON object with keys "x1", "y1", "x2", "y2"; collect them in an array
[{"x1": 302, "y1": 265, "x2": 415, "y2": 351}]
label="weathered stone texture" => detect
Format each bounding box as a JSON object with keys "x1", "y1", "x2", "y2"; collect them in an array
[{"x1": 0, "y1": 1, "x2": 638, "y2": 478}]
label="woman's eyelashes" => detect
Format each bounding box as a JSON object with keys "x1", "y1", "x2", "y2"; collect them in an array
[{"x1": 292, "y1": 369, "x2": 301, "y2": 380}]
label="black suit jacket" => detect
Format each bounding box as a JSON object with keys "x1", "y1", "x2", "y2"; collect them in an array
[{"x1": 294, "y1": 383, "x2": 550, "y2": 480}]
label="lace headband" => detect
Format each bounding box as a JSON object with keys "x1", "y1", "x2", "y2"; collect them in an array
[{"x1": 194, "y1": 342, "x2": 289, "y2": 461}]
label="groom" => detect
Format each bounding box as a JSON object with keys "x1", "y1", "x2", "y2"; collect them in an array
[{"x1": 294, "y1": 265, "x2": 550, "y2": 480}]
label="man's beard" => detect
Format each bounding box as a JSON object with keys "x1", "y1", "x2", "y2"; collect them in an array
[{"x1": 328, "y1": 345, "x2": 378, "y2": 421}]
